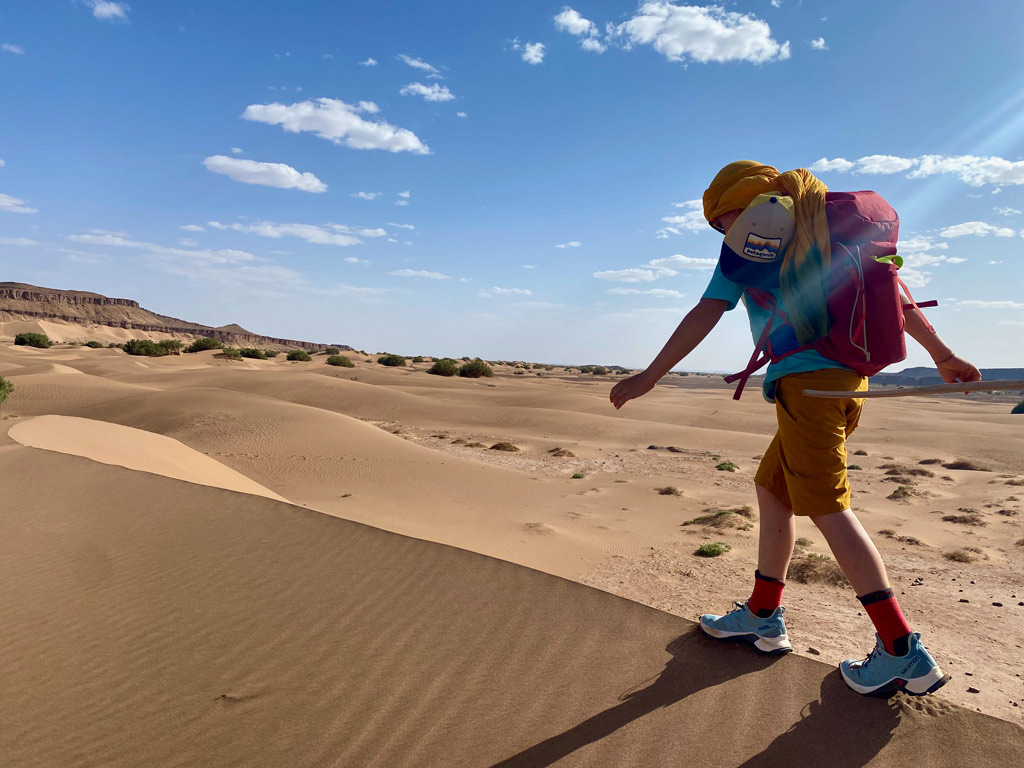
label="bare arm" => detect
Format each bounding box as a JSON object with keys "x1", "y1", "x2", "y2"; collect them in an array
[
  {"x1": 902, "y1": 295, "x2": 981, "y2": 384},
  {"x1": 610, "y1": 298, "x2": 729, "y2": 409}
]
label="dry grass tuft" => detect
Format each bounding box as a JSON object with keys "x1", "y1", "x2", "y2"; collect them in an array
[
  {"x1": 548, "y1": 447, "x2": 576, "y2": 458},
  {"x1": 656, "y1": 486, "x2": 681, "y2": 496},
  {"x1": 887, "y1": 485, "x2": 917, "y2": 502},
  {"x1": 788, "y1": 553, "x2": 849, "y2": 587},
  {"x1": 681, "y1": 505, "x2": 753, "y2": 528},
  {"x1": 944, "y1": 547, "x2": 985, "y2": 563},
  {"x1": 489, "y1": 442, "x2": 520, "y2": 452},
  {"x1": 918, "y1": 458, "x2": 943, "y2": 465},
  {"x1": 942, "y1": 509, "x2": 986, "y2": 526},
  {"x1": 942, "y1": 459, "x2": 991, "y2": 471},
  {"x1": 853, "y1": 449, "x2": 868, "y2": 456},
  {"x1": 466, "y1": 442, "x2": 485, "y2": 448}
]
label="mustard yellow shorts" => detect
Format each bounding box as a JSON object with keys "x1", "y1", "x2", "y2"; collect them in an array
[{"x1": 754, "y1": 369, "x2": 868, "y2": 517}]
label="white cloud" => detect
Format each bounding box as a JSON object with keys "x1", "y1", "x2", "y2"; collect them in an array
[
  {"x1": 3, "y1": 43, "x2": 25, "y2": 54},
  {"x1": 478, "y1": 287, "x2": 534, "y2": 298},
  {"x1": 580, "y1": 37, "x2": 608, "y2": 53},
  {"x1": 771, "y1": 0, "x2": 782, "y2": 7},
  {"x1": 67, "y1": 232, "x2": 255, "y2": 265},
  {"x1": 388, "y1": 269, "x2": 449, "y2": 279},
  {"x1": 522, "y1": 264, "x2": 538, "y2": 269},
  {"x1": 394, "y1": 200, "x2": 409, "y2": 206},
  {"x1": 243, "y1": 98, "x2": 430, "y2": 154},
  {"x1": 0, "y1": 192, "x2": 38, "y2": 214},
  {"x1": 210, "y1": 220, "x2": 381, "y2": 247},
  {"x1": 178, "y1": 237, "x2": 198, "y2": 247},
  {"x1": 959, "y1": 300, "x2": 1024, "y2": 310},
  {"x1": 400, "y1": 82, "x2": 455, "y2": 102},
  {"x1": 809, "y1": 157, "x2": 855, "y2": 172},
  {"x1": 809, "y1": 153, "x2": 1024, "y2": 187},
  {"x1": 945, "y1": 257, "x2": 967, "y2": 264},
  {"x1": 609, "y1": 2, "x2": 790, "y2": 64},
  {"x1": 352, "y1": 191, "x2": 381, "y2": 200},
  {"x1": 398, "y1": 190, "x2": 411, "y2": 198},
  {"x1": 555, "y1": 240, "x2": 581, "y2": 248},
  {"x1": 203, "y1": 155, "x2": 327, "y2": 193},
  {"x1": 359, "y1": 57, "x2": 377, "y2": 66},
  {"x1": 387, "y1": 222, "x2": 415, "y2": 230},
  {"x1": 986, "y1": 260, "x2": 1004, "y2": 265},
  {"x1": 0, "y1": 237, "x2": 39, "y2": 245},
  {"x1": 0, "y1": 158, "x2": 5, "y2": 166},
  {"x1": 180, "y1": 224, "x2": 205, "y2": 232},
  {"x1": 659, "y1": 200, "x2": 706, "y2": 234},
  {"x1": 555, "y1": 7, "x2": 598, "y2": 36},
  {"x1": 648, "y1": 253, "x2": 717, "y2": 270},
  {"x1": 456, "y1": 111, "x2": 468, "y2": 118},
  {"x1": 344, "y1": 256, "x2": 369, "y2": 264},
  {"x1": 994, "y1": 206, "x2": 1021, "y2": 216},
  {"x1": 522, "y1": 41, "x2": 546, "y2": 65},
  {"x1": 593, "y1": 267, "x2": 676, "y2": 282},
  {"x1": 898, "y1": 267, "x2": 931, "y2": 288},
  {"x1": 810, "y1": 37, "x2": 827, "y2": 50},
  {"x1": 607, "y1": 307, "x2": 688, "y2": 319},
  {"x1": 939, "y1": 221, "x2": 1016, "y2": 238},
  {"x1": 88, "y1": 1, "x2": 129, "y2": 21},
  {"x1": 899, "y1": 235, "x2": 948, "y2": 252},
  {"x1": 608, "y1": 287, "x2": 685, "y2": 297},
  {"x1": 230, "y1": 147, "x2": 243, "y2": 154},
  {"x1": 397, "y1": 54, "x2": 441, "y2": 78}
]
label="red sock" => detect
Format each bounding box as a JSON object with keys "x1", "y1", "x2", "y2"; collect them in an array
[
  {"x1": 748, "y1": 570, "x2": 785, "y2": 617},
  {"x1": 859, "y1": 589, "x2": 912, "y2": 655}
]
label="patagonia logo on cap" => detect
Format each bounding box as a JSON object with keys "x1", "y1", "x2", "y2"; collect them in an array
[{"x1": 742, "y1": 233, "x2": 784, "y2": 262}]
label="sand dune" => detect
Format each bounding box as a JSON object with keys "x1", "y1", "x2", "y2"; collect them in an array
[
  {"x1": 9, "y1": 415, "x2": 286, "y2": 502},
  {"x1": 1, "y1": 445, "x2": 1020, "y2": 767},
  {"x1": 1, "y1": 340, "x2": 1022, "y2": 741}
]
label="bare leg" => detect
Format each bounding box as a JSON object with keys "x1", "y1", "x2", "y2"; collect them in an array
[
  {"x1": 756, "y1": 484, "x2": 795, "y2": 581},
  {"x1": 810, "y1": 508, "x2": 890, "y2": 595}
]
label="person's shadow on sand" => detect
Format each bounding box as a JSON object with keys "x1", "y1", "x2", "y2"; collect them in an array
[{"x1": 491, "y1": 626, "x2": 899, "y2": 768}]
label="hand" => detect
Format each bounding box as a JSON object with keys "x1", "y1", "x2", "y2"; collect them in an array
[
  {"x1": 935, "y1": 354, "x2": 981, "y2": 393},
  {"x1": 610, "y1": 371, "x2": 656, "y2": 410}
]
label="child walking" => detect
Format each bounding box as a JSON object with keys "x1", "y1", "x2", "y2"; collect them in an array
[{"x1": 609, "y1": 160, "x2": 982, "y2": 697}]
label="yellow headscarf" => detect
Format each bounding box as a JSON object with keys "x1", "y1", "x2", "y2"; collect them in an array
[{"x1": 703, "y1": 160, "x2": 831, "y2": 344}]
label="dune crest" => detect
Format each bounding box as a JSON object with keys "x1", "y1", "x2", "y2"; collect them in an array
[{"x1": 7, "y1": 415, "x2": 287, "y2": 502}]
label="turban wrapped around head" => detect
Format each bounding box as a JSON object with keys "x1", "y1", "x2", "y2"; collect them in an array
[{"x1": 703, "y1": 160, "x2": 832, "y2": 344}]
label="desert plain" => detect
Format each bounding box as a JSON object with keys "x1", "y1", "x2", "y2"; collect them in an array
[{"x1": 1, "y1": 320, "x2": 1022, "y2": 767}]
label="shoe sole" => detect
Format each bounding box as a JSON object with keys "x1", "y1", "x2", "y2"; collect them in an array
[
  {"x1": 840, "y1": 665, "x2": 950, "y2": 698},
  {"x1": 699, "y1": 622, "x2": 793, "y2": 655}
]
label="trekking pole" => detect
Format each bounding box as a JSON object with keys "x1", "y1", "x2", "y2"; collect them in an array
[{"x1": 803, "y1": 379, "x2": 1024, "y2": 399}]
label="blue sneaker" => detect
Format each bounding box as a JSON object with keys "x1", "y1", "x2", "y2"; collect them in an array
[
  {"x1": 840, "y1": 633, "x2": 949, "y2": 697},
  {"x1": 699, "y1": 601, "x2": 792, "y2": 655}
]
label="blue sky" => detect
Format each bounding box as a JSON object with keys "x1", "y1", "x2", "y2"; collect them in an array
[{"x1": 2, "y1": 1, "x2": 1023, "y2": 371}]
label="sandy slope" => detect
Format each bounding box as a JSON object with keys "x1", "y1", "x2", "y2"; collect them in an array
[
  {"x1": 1, "y1": 341, "x2": 1021, "y2": 741},
  {"x1": 1, "y1": 444, "x2": 1021, "y2": 767}
]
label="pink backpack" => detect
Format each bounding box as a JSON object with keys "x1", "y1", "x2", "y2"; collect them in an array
[{"x1": 724, "y1": 191, "x2": 937, "y2": 399}]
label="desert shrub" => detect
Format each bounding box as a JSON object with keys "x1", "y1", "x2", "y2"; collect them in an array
[
  {"x1": 716, "y1": 461, "x2": 739, "y2": 472},
  {"x1": 657, "y1": 486, "x2": 681, "y2": 496},
  {"x1": 220, "y1": 347, "x2": 242, "y2": 361},
  {"x1": 264, "y1": 350, "x2": 280, "y2": 358},
  {"x1": 944, "y1": 548, "x2": 982, "y2": 563},
  {"x1": 461, "y1": 356, "x2": 471, "y2": 362},
  {"x1": 0, "y1": 375, "x2": 12, "y2": 406},
  {"x1": 81, "y1": 340, "x2": 102, "y2": 348},
  {"x1": 853, "y1": 449, "x2": 868, "y2": 456},
  {"x1": 185, "y1": 337, "x2": 224, "y2": 353},
  {"x1": 458, "y1": 359, "x2": 493, "y2": 378},
  {"x1": 682, "y1": 506, "x2": 753, "y2": 528},
  {"x1": 514, "y1": 369, "x2": 525, "y2": 375},
  {"x1": 695, "y1": 542, "x2": 731, "y2": 558},
  {"x1": 548, "y1": 447, "x2": 575, "y2": 458},
  {"x1": 123, "y1": 339, "x2": 168, "y2": 357},
  {"x1": 942, "y1": 459, "x2": 990, "y2": 471},
  {"x1": 413, "y1": 356, "x2": 425, "y2": 363},
  {"x1": 158, "y1": 339, "x2": 183, "y2": 355},
  {"x1": 571, "y1": 472, "x2": 585, "y2": 479},
  {"x1": 942, "y1": 512, "x2": 985, "y2": 526},
  {"x1": 107, "y1": 342, "x2": 124, "y2": 349},
  {"x1": 788, "y1": 553, "x2": 849, "y2": 586},
  {"x1": 428, "y1": 358, "x2": 459, "y2": 377},
  {"x1": 239, "y1": 348, "x2": 267, "y2": 359},
  {"x1": 325, "y1": 347, "x2": 340, "y2": 355},
  {"x1": 287, "y1": 350, "x2": 312, "y2": 362},
  {"x1": 378, "y1": 354, "x2": 407, "y2": 367},
  {"x1": 490, "y1": 442, "x2": 519, "y2": 452},
  {"x1": 14, "y1": 332, "x2": 52, "y2": 348},
  {"x1": 887, "y1": 485, "x2": 914, "y2": 501},
  {"x1": 795, "y1": 537, "x2": 813, "y2": 547},
  {"x1": 1012, "y1": 398, "x2": 1024, "y2": 415},
  {"x1": 591, "y1": 366, "x2": 607, "y2": 375},
  {"x1": 579, "y1": 366, "x2": 594, "y2": 374},
  {"x1": 327, "y1": 355, "x2": 354, "y2": 367},
  {"x1": 847, "y1": 464, "x2": 862, "y2": 471}
]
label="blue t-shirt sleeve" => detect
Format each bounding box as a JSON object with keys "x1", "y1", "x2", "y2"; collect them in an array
[{"x1": 701, "y1": 262, "x2": 745, "y2": 310}]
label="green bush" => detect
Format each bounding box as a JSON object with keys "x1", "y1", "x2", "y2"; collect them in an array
[
  {"x1": 571, "y1": 472, "x2": 585, "y2": 479},
  {"x1": 1012, "y1": 398, "x2": 1024, "y2": 415},
  {"x1": 428, "y1": 358, "x2": 459, "y2": 377},
  {"x1": 412, "y1": 356, "x2": 425, "y2": 363},
  {"x1": 14, "y1": 332, "x2": 52, "y2": 348},
  {"x1": 158, "y1": 339, "x2": 183, "y2": 355},
  {"x1": 458, "y1": 359, "x2": 494, "y2": 378},
  {"x1": 579, "y1": 366, "x2": 593, "y2": 374},
  {"x1": 239, "y1": 348, "x2": 267, "y2": 360},
  {"x1": 324, "y1": 347, "x2": 340, "y2": 355},
  {"x1": 185, "y1": 337, "x2": 224, "y2": 353},
  {"x1": 107, "y1": 342, "x2": 124, "y2": 349},
  {"x1": 377, "y1": 354, "x2": 407, "y2": 367},
  {"x1": 221, "y1": 347, "x2": 242, "y2": 361},
  {"x1": 327, "y1": 354, "x2": 354, "y2": 367},
  {"x1": 287, "y1": 350, "x2": 312, "y2": 362},
  {"x1": 84, "y1": 340, "x2": 104, "y2": 348},
  {"x1": 716, "y1": 461, "x2": 739, "y2": 472},
  {"x1": 0, "y1": 375, "x2": 12, "y2": 406},
  {"x1": 123, "y1": 339, "x2": 168, "y2": 357},
  {"x1": 591, "y1": 366, "x2": 607, "y2": 375},
  {"x1": 695, "y1": 542, "x2": 731, "y2": 558},
  {"x1": 264, "y1": 350, "x2": 280, "y2": 358}
]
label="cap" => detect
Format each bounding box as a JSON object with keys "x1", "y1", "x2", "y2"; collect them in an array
[{"x1": 719, "y1": 192, "x2": 795, "y2": 288}]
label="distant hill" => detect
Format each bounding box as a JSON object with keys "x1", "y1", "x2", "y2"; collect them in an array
[
  {"x1": 872, "y1": 366, "x2": 1024, "y2": 386},
  {"x1": 0, "y1": 282, "x2": 345, "y2": 352}
]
